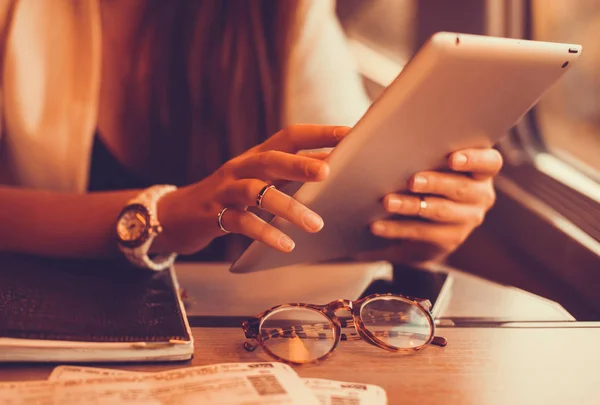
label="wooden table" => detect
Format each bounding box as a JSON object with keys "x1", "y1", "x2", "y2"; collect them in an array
[{"x1": 2, "y1": 324, "x2": 599, "y2": 405}]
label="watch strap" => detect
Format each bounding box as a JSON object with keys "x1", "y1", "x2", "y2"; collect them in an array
[
  {"x1": 120, "y1": 248, "x2": 177, "y2": 272},
  {"x1": 119, "y1": 185, "x2": 178, "y2": 271}
]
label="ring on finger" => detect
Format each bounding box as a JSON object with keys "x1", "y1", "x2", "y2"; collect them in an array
[
  {"x1": 256, "y1": 184, "x2": 276, "y2": 209},
  {"x1": 217, "y1": 207, "x2": 231, "y2": 234},
  {"x1": 418, "y1": 196, "x2": 428, "y2": 217}
]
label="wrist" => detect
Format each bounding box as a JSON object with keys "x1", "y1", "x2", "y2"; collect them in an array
[
  {"x1": 152, "y1": 181, "x2": 223, "y2": 256},
  {"x1": 115, "y1": 185, "x2": 178, "y2": 270}
]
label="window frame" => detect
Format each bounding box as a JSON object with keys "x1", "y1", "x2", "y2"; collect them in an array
[
  {"x1": 466, "y1": 0, "x2": 600, "y2": 319},
  {"x1": 497, "y1": 0, "x2": 600, "y2": 188},
  {"x1": 500, "y1": 0, "x2": 600, "y2": 235},
  {"x1": 487, "y1": 0, "x2": 600, "y2": 248},
  {"x1": 436, "y1": 0, "x2": 600, "y2": 319}
]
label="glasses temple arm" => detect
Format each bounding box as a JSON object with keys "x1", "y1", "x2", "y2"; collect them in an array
[{"x1": 432, "y1": 336, "x2": 448, "y2": 347}]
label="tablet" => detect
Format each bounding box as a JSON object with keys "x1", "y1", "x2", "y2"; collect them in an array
[{"x1": 230, "y1": 32, "x2": 582, "y2": 274}]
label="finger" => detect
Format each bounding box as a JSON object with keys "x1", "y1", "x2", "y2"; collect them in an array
[
  {"x1": 408, "y1": 171, "x2": 495, "y2": 206},
  {"x1": 221, "y1": 179, "x2": 324, "y2": 233},
  {"x1": 257, "y1": 124, "x2": 351, "y2": 154},
  {"x1": 384, "y1": 194, "x2": 485, "y2": 225},
  {"x1": 448, "y1": 148, "x2": 503, "y2": 180},
  {"x1": 370, "y1": 219, "x2": 465, "y2": 249},
  {"x1": 220, "y1": 208, "x2": 295, "y2": 253},
  {"x1": 258, "y1": 186, "x2": 324, "y2": 233},
  {"x1": 233, "y1": 150, "x2": 329, "y2": 182},
  {"x1": 297, "y1": 149, "x2": 332, "y2": 160}
]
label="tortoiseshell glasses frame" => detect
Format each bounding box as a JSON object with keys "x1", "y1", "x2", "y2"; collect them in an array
[{"x1": 241, "y1": 293, "x2": 447, "y2": 365}]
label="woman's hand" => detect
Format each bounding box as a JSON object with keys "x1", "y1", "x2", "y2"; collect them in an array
[
  {"x1": 154, "y1": 124, "x2": 350, "y2": 255},
  {"x1": 357, "y1": 148, "x2": 503, "y2": 264}
]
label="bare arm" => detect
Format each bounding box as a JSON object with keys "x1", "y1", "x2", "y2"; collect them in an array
[
  {"x1": 0, "y1": 125, "x2": 350, "y2": 260},
  {"x1": 0, "y1": 187, "x2": 139, "y2": 258}
]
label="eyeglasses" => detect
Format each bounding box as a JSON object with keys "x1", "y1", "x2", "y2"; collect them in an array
[{"x1": 241, "y1": 293, "x2": 447, "y2": 365}]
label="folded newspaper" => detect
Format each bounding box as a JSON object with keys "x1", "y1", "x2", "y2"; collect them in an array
[{"x1": 0, "y1": 363, "x2": 387, "y2": 405}]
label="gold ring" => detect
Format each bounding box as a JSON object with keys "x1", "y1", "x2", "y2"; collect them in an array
[
  {"x1": 418, "y1": 196, "x2": 428, "y2": 216},
  {"x1": 217, "y1": 207, "x2": 231, "y2": 234},
  {"x1": 256, "y1": 185, "x2": 275, "y2": 209}
]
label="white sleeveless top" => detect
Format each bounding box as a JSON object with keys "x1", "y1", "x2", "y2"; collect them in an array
[{"x1": 0, "y1": 0, "x2": 369, "y2": 191}]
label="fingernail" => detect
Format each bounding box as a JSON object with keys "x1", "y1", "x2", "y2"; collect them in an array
[
  {"x1": 411, "y1": 175, "x2": 428, "y2": 191},
  {"x1": 278, "y1": 235, "x2": 295, "y2": 252},
  {"x1": 333, "y1": 126, "x2": 350, "y2": 139},
  {"x1": 387, "y1": 197, "x2": 402, "y2": 211},
  {"x1": 371, "y1": 222, "x2": 386, "y2": 235},
  {"x1": 303, "y1": 212, "x2": 324, "y2": 231},
  {"x1": 452, "y1": 153, "x2": 468, "y2": 167},
  {"x1": 307, "y1": 162, "x2": 326, "y2": 177}
]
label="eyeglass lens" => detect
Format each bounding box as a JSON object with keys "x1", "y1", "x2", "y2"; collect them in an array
[
  {"x1": 360, "y1": 296, "x2": 432, "y2": 349},
  {"x1": 259, "y1": 307, "x2": 336, "y2": 364}
]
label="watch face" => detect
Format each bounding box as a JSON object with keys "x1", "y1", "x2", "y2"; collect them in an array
[{"x1": 116, "y1": 204, "x2": 151, "y2": 248}]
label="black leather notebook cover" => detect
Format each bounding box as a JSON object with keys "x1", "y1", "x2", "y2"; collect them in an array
[{"x1": 0, "y1": 254, "x2": 190, "y2": 343}]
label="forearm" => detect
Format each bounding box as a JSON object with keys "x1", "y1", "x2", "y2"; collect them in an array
[{"x1": 0, "y1": 187, "x2": 140, "y2": 258}]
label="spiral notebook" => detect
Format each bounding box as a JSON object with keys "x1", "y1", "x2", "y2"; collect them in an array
[{"x1": 0, "y1": 254, "x2": 193, "y2": 363}]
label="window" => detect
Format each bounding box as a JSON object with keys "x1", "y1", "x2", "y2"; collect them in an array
[{"x1": 531, "y1": 0, "x2": 600, "y2": 176}]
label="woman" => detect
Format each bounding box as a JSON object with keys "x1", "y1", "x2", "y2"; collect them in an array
[{"x1": 0, "y1": 0, "x2": 502, "y2": 270}]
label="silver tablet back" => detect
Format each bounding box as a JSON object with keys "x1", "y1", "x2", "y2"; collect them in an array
[{"x1": 231, "y1": 32, "x2": 582, "y2": 273}]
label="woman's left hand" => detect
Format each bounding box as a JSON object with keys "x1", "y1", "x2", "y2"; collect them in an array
[{"x1": 357, "y1": 148, "x2": 503, "y2": 264}]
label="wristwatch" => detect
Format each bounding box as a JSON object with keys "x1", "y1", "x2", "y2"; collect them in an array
[{"x1": 116, "y1": 185, "x2": 178, "y2": 271}]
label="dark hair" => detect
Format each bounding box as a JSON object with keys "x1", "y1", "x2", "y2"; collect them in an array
[{"x1": 127, "y1": 0, "x2": 299, "y2": 185}]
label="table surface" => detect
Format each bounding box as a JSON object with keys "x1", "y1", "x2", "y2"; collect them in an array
[
  {"x1": 0, "y1": 259, "x2": 590, "y2": 404},
  {"x1": 2, "y1": 324, "x2": 599, "y2": 405}
]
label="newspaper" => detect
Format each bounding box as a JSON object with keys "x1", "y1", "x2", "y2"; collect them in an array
[
  {"x1": 48, "y1": 365, "x2": 387, "y2": 405},
  {"x1": 48, "y1": 365, "x2": 147, "y2": 381},
  {"x1": 0, "y1": 362, "x2": 319, "y2": 405},
  {"x1": 303, "y1": 378, "x2": 387, "y2": 405}
]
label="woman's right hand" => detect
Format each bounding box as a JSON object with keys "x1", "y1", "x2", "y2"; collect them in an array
[{"x1": 154, "y1": 124, "x2": 349, "y2": 255}]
